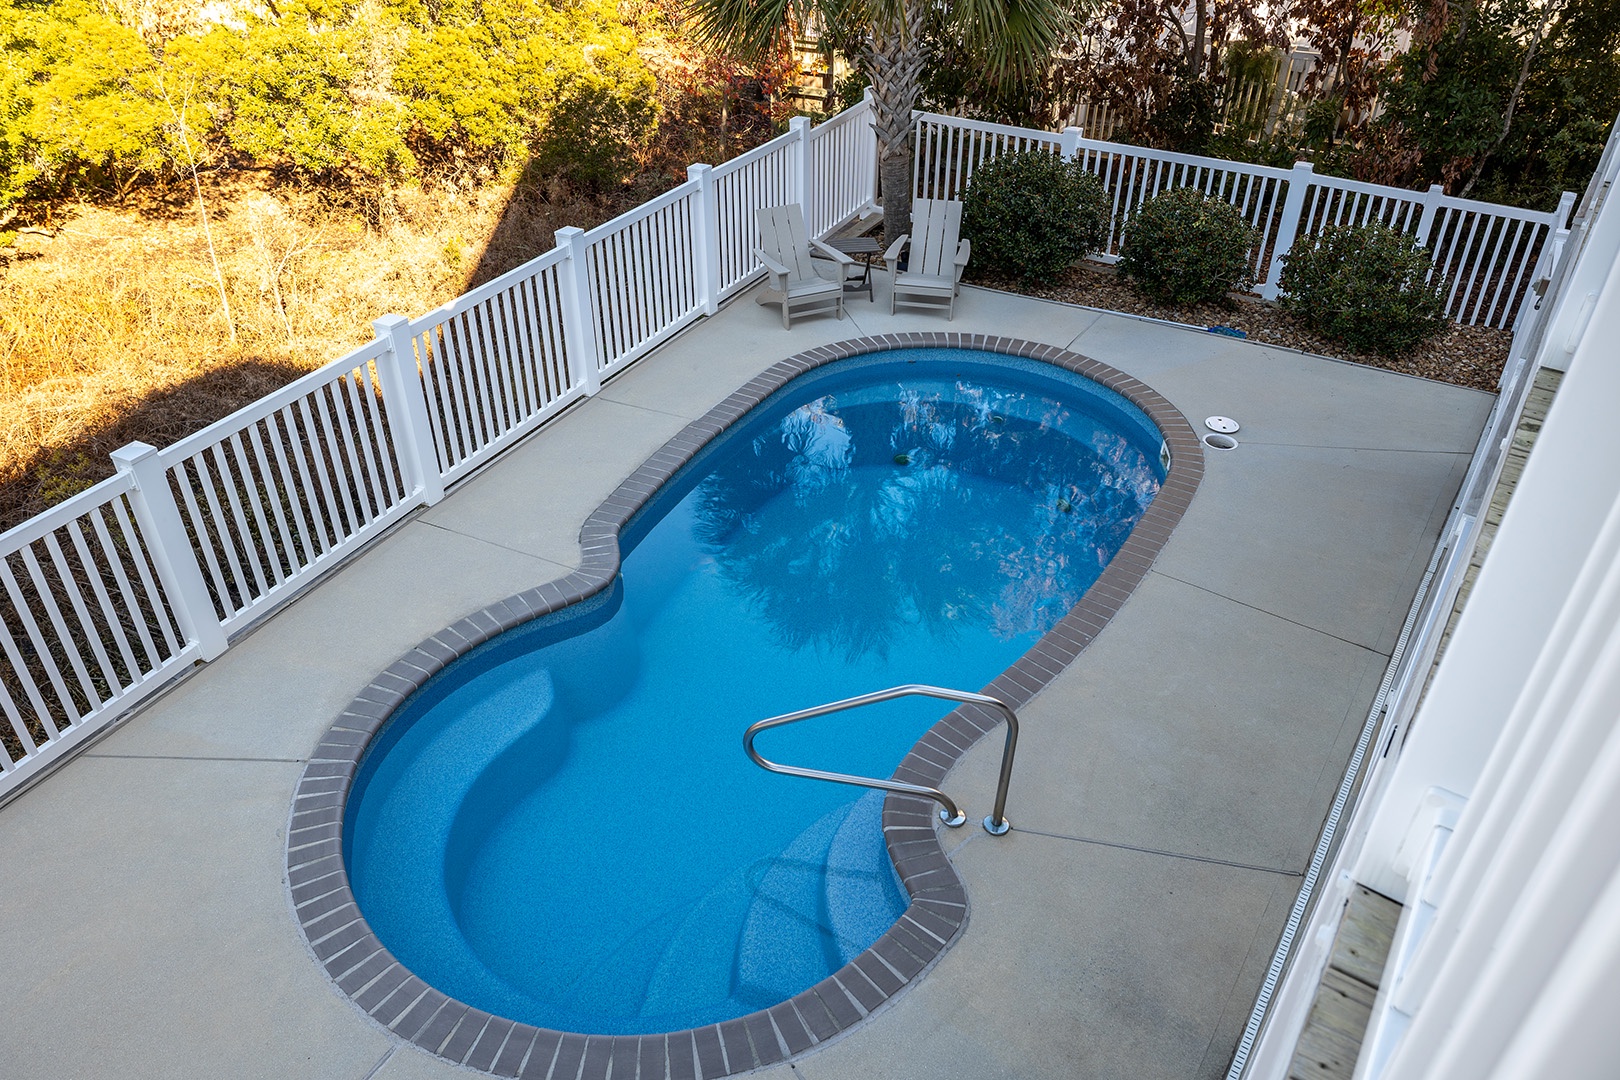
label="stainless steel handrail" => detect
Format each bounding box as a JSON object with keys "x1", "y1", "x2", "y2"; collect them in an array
[{"x1": 742, "y1": 684, "x2": 1020, "y2": 835}]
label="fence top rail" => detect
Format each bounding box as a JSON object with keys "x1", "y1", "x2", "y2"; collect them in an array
[
  {"x1": 808, "y1": 98, "x2": 870, "y2": 139},
  {"x1": 1298, "y1": 170, "x2": 1436, "y2": 204},
  {"x1": 1435, "y1": 190, "x2": 1570, "y2": 226},
  {"x1": 158, "y1": 337, "x2": 393, "y2": 469},
  {"x1": 1072, "y1": 135, "x2": 1295, "y2": 182},
  {"x1": 0, "y1": 470, "x2": 137, "y2": 552},
  {"x1": 408, "y1": 244, "x2": 570, "y2": 336},
  {"x1": 581, "y1": 175, "x2": 701, "y2": 246},
  {"x1": 924, "y1": 110, "x2": 1571, "y2": 230},
  {"x1": 711, "y1": 131, "x2": 799, "y2": 180},
  {"x1": 914, "y1": 111, "x2": 1064, "y2": 147}
]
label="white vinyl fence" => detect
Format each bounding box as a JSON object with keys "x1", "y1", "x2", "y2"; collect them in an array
[
  {"x1": 0, "y1": 95, "x2": 880, "y2": 802},
  {"x1": 913, "y1": 112, "x2": 1574, "y2": 329},
  {"x1": 0, "y1": 97, "x2": 1567, "y2": 802}
]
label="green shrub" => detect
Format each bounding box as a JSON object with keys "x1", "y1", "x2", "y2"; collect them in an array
[
  {"x1": 1118, "y1": 186, "x2": 1256, "y2": 306},
  {"x1": 961, "y1": 149, "x2": 1108, "y2": 285},
  {"x1": 1280, "y1": 222, "x2": 1448, "y2": 356}
]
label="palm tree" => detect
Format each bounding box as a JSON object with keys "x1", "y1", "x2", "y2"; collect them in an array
[{"x1": 689, "y1": 0, "x2": 1073, "y2": 239}]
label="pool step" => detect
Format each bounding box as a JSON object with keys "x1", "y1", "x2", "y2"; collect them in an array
[
  {"x1": 638, "y1": 791, "x2": 908, "y2": 1024},
  {"x1": 823, "y1": 790, "x2": 906, "y2": 965},
  {"x1": 641, "y1": 801, "x2": 852, "y2": 1020},
  {"x1": 733, "y1": 802, "x2": 854, "y2": 1005},
  {"x1": 639, "y1": 864, "x2": 758, "y2": 1022},
  {"x1": 555, "y1": 897, "x2": 694, "y2": 1023}
]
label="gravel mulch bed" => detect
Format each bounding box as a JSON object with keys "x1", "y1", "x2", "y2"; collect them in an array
[{"x1": 966, "y1": 262, "x2": 1513, "y2": 393}]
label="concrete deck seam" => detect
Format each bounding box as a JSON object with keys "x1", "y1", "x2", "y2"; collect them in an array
[
  {"x1": 1235, "y1": 441, "x2": 1476, "y2": 456},
  {"x1": 81, "y1": 753, "x2": 304, "y2": 762},
  {"x1": 594, "y1": 392, "x2": 709, "y2": 422},
  {"x1": 1148, "y1": 570, "x2": 1392, "y2": 658},
  {"x1": 413, "y1": 520, "x2": 578, "y2": 573},
  {"x1": 1194, "y1": 878, "x2": 1299, "y2": 1075},
  {"x1": 359, "y1": 1047, "x2": 395, "y2": 1080},
  {"x1": 1011, "y1": 826, "x2": 1307, "y2": 878}
]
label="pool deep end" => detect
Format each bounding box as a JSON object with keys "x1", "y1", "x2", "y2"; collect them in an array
[{"x1": 291, "y1": 334, "x2": 1204, "y2": 1078}]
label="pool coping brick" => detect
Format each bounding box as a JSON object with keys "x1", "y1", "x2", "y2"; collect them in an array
[{"x1": 289, "y1": 333, "x2": 1202, "y2": 1077}]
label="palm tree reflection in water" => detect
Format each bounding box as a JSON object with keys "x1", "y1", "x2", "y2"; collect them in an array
[{"x1": 689, "y1": 376, "x2": 1161, "y2": 663}]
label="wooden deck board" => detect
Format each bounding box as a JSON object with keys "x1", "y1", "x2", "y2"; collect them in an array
[{"x1": 1285, "y1": 886, "x2": 1402, "y2": 1080}]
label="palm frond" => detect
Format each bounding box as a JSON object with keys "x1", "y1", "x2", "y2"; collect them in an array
[
  {"x1": 686, "y1": 0, "x2": 803, "y2": 59},
  {"x1": 948, "y1": 0, "x2": 1080, "y2": 83}
]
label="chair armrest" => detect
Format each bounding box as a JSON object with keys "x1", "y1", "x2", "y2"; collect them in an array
[
  {"x1": 954, "y1": 237, "x2": 971, "y2": 267},
  {"x1": 884, "y1": 234, "x2": 910, "y2": 263},
  {"x1": 807, "y1": 238, "x2": 854, "y2": 265},
  {"x1": 752, "y1": 247, "x2": 791, "y2": 279}
]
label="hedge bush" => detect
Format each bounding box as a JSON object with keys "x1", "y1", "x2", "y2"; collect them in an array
[
  {"x1": 1280, "y1": 222, "x2": 1448, "y2": 356},
  {"x1": 1118, "y1": 187, "x2": 1256, "y2": 306},
  {"x1": 961, "y1": 149, "x2": 1108, "y2": 285}
]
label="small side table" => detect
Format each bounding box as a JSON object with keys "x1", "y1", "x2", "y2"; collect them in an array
[{"x1": 827, "y1": 236, "x2": 880, "y2": 301}]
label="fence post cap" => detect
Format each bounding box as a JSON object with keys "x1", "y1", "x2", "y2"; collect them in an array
[
  {"x1": 109, "y1": 441, "x2": 160, "y2": 467},
  {"x1": 789, "y1": 115, "x2": 811, "y2": 133},
  {"x1": 1291, "y1": 160, "x2": 1315, "y2": 174},
  {"x1": 555, "y1": 225, "x2": 586, "y2": 244},
  {"x1": 686, "y1": 162, "x2": 712, "y2": 180},
  {"x1": 372, "y1": 313, "x2": 410, "y2": 334},
  {"x1": 863, "y1": 85, "x2": 874, "y2": 102}
]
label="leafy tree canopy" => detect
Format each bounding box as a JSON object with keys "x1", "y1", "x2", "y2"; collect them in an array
[{"x1": 0, "y1": 0, "x2": 659, "y2": 213}]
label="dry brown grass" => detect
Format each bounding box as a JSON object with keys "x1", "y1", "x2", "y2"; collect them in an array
[{"x1": 0, "y1": 174, "x2": 663, "y2": 532}]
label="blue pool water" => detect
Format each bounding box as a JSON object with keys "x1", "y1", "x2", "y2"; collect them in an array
[{"x1": 344, "y1": 349, "x2": 1165, "y2": 1035}]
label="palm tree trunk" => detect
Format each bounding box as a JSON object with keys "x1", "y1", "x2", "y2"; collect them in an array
[{"x1": 865, "y1": 4, "x2": 926, "y2": 240}]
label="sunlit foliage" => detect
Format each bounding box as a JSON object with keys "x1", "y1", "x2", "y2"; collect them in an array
[{"x1": 0, "y1": 0, "x2": 660, "y2": 210}]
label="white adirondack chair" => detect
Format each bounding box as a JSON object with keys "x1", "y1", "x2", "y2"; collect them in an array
[
  {"x1": 754, "y1": 204, "x2": 853, "y2": 329},
  {"x1": 885, "y1": 199, "x2": 972, "y2": 319}
]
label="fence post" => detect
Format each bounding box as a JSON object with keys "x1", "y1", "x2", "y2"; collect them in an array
[
  {"x1": 1552, "y1": 190, "x2": 1577, "y2": 230},
  {"x1": 863, "y1": 86, "x2": 880, "y2": 214},
  {"x1": 1413, "y1": 183, "x2": 1447, "y2": 247},
  {"x1": 554, "y1": 226, "x2": 603, "y2": 395},
  {"x1": 371, "y1": 315, "x2": 445, "y2": 507},
  {"x1": 109, "y1": 443, "x2": 228, "y2": 662},
  {"x1": 687, "y1": 164, "x2": 721, "y2": 316},
  {"x1": 790, "y1": 115, "x2": 813, "y2": 226},
  {"x1": 1262, "y1": 161, "x2": 1315, "y2": 300},
  {"x1": 1060, "y1": 126, "x2": 1083, "y2": 163}
]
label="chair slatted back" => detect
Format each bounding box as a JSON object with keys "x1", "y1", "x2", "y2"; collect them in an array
[
  {"x1": 912, "y1": 199, "x2": 963, "y2": 277},
  {"x1": 756, "y1": 205, "x2": 819, "y2": 283}
]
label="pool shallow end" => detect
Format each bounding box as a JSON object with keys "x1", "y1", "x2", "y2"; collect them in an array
[{"x1": 287, "y1": 332, "x2": 1205, "y2": 1078}]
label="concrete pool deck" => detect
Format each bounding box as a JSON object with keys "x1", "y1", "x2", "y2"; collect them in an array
[{"x1": 0, "y1": 280, "x2": 1492, "y2": 1080}]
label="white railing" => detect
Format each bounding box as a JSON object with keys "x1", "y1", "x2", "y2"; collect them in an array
[
  {"x1": 913, "y1": 112, "x2": 1573, "y2": 328},
  {"x1": 584, "y1": 182, "x2": 707, "y2": 380},
  {"x1": 710, "y1": 135, "x2": 803, "y2": 299},
  {"x1": 9, "y1": 97, "x2": 1560, "y2": 803},
  {"x1": 158, "y1": 339, "x2": 416, "y2": 636},
  {"x1": 0, "y1": 97, "x2": 879, "y2": 802},
  {"x1": 0, "y1": 473, "x2": 200, "y2": 790},
  {"x1": 400, "y1": 247, "x2": 585, "y2": 487},
  {"x1": 806, "y1": 90, "x2": 880, "y2": 238}
]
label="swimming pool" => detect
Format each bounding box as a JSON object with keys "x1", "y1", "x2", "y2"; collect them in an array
[{"x1": 293, "y1": 334, "x2": 1202, "y2": 1075}]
